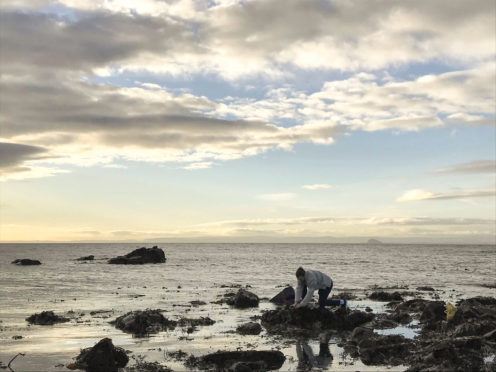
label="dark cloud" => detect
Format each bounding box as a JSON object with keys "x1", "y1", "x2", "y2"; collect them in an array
[
  {"x1": 0, "y1": 10, "x2": 194, "y2": 72},
  {"x1": 0, "y1": 142, "x2": 48, "y2": 168}
]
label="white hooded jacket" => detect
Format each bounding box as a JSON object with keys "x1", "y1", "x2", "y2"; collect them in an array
[{"x1": 295, "y1": 270, "x2": 333, "y2": 306}]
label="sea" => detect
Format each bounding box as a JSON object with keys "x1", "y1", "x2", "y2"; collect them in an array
[{"x1": 0, "y1": 243, "x2": 495, "y2": 371}]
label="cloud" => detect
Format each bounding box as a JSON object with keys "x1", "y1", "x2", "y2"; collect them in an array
[
  {"x1": 257, "y1": 193, "x2": 297, "y2": 201},
  {"x1": 215, "y1": 66, "x2": 495, "y2": 132},
  {"x1": 0, "y1": 2, "x2": 494, "y2": 180},
  {"x1": 0, "y1": 142, "x2": 68, "y2": 180},
  {"x1": 2, "y1": 1, "x2": 495, "y2": 79},
  {"x1": 397, "y1": 188, "x2": 496, "y2": 202},
  {"x1": 0, "y1": 75, "x2": 342, "y2": 177},
  {"x1": 183, "y1": 162, "x2": 214, "y2": 170},
  {"x1": 302, "y1": 184, "x2": 331, "y2": 190},
  {"x1": 434, "y1": 160, "x2": 496, "y2": 174},
  {"x1": 0, "y1": 10, "x2": 194, "y2": 73},
  {"x1": 0, "y1": 142, "x2": 48, "y2": 168}
]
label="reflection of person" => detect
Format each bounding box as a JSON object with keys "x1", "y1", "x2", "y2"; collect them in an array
[
  {"x1": 293, "y1": 267, "x2": 346, "y2": 315},
  {"x1": 296, "y1": 339, "x2": 333, "y2": 370}
]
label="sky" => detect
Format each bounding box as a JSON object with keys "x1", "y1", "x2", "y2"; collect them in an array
[{"x1": 0, "y1": 0, "x2": 495, "y2": 243}]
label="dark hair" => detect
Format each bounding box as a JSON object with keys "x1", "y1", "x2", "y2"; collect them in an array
[{"x1": 296, "y1": 267, "x2": 305, "y2": 278}]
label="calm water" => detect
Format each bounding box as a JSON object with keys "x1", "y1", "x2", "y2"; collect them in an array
[{"x1": 0, "y1": 243, "x2": 494, "y2": 371}]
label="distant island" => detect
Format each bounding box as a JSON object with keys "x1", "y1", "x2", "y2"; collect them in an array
[{"x1": 367, "y1": 239, "x2": 383, "y2": 244}]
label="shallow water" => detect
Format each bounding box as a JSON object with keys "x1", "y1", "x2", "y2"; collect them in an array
[{"x1": 0, "y1": 243, "x2": 494, "y2": 371}]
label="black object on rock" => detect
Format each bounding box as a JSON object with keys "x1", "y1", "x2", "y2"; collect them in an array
[
  {"x1": 111, "y1": 309, "x2": 176, "y2": 336},
  {"x1": 226, "y1": 289, "x2": 260, "y2": 308},
  {"x1": 11, "y1": 259, "x2": 41, "y2": 265},
  {"x1": 71, "y1": 337, "x2": 128, "y2": 372},
  {"x1": 186, "y1": 350, "x2": 285, "y2": 371},
  {"x1": 237, "y1": 322, "x2": 262, "y2": 335},
  {"x1": 26, "y1": 311, "x2": 69, "y2": 325},
  {"x1": 270, "y1": 286, "x2": 295, "y2": 306},
  {"x1": 108, "y1": 246, "x2": 166, "y2": 265}
]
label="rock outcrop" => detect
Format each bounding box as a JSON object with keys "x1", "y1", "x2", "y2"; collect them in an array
[
  {"x1": 12, "y1": 259, "x2": 41, "y2": 265},
  {"x1": 368, "y1": 291, "x2": 404, "y2": 302},
  {"x1": 186, "y1": 350, "x2": 285, "y2": 371},
  {"x1": 69, "y1": 338, "x2": 128, "y2": 372},
  {"x1": 270, "y1": 287, "x2": 295, "y2": 306},
  {"x1": 347, "y1": 327, "x2": 414, "y2": 365},
  {"x1": 76, "y1": 255, "x2": 94, "y2": 261},
  {"x1": 26, "y1": 311, "x2": 69, "y2": 325},
  {"x1": 108, "y1": 246, "x2": 166, "y2": 265},
  {"x1": 111, "y1": 309, "x2": 176, "y2": 336},
  {"x1": 237, "y1": 322, "x2": 262, "y2": 335},
  {"x1": 261, "y1": 306, "x2": 374, "y2": 336},
  {"x1": 226, "y1": 289, "x2": 260, "y2": 309}
]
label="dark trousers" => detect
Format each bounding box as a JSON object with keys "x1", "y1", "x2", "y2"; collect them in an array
[{"x1": 302, "y1": 283, "x2": 341, "y2": 308}]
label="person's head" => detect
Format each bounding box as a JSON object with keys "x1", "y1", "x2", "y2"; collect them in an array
[{"x1": 296, "y1": 267, "x2": 305, "y2": 281}]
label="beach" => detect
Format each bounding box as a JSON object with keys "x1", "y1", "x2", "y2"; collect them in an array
[{"x1": 1, "y1": 243, "x2": 495, "y2": 371}]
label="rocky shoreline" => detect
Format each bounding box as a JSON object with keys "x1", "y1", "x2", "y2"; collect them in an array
[{"x1": 2, "y1": 245, "x2": 495, "y2": 371}]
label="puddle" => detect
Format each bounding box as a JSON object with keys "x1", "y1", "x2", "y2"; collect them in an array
[
  {"x1": 374, "y1": 320, "x2": 420, "y2": 339},
  {"x1": 484, "y1": 354, "x2": 495, "y2": 364}
]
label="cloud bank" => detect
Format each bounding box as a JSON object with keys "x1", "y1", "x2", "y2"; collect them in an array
[{"x1": 0, "y1": 0, "x2": 494, "y2": 179}]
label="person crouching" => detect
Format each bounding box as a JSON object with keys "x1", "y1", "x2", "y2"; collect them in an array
[{"x1": 292, "y1": 267, "x2": 346, "y2": 314}]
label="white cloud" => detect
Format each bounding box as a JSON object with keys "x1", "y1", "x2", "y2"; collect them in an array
[
  {"x1": 183, "y1": 161, "x2": 214, "y2": 170},
  {"x1": 434, "y1": 160, "x2": 496, "y2": 174},
  {"x1": 214, "y1": 65, "x2": 495, "y2": 133},
  {"x1": 302, "y1": 184, "x2": 331, "y2": 190},
  {"x1": 257, "y1": 193, "x2": 297, "y2": 201},
  {"x1": 0, "y1": 2, "x2": 494, "y2": 180},
  {"x1": 397, "y1": 188, "x2": 496, "y2": 202},
  {"x1": 2, "y1": 1, "x2": 495, "y2": 79}
]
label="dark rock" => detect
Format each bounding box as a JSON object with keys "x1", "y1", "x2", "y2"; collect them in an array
[
  {"x1": 11, "y1": 258, "x2": 41, "y2": 265},
  {"x1": 186, "y1": 350, "x2": 285, "y2": 371},
  {"x1": 108, "y1": 246, "x2": 166, "y2": 265},
  {"x1": 365, "y1": 306, "x2": 373, "y2": 313},
  {"x1": 227, "y1": 289, "x2": 259, "y2": 309},
  {"x1": 419, "y1": 301, "x2": 445, "y2": 325},
  {"x1": 71, "y1": 338, "x2": 128, "y2": 372},
  {"x1": 166, "y1": 350, "x2": 188, "y2": 361},
  {"x1": 458, "y1": 296, "x2": 496, "y2": 307},
  {"x1": 261, "y1": 306, "x2": 374, "y2": 335},
  {"x1": 190, "y1": 300, "x2": 207, "y2": 306},
  {"x1": 416, "y1": 286, "x2": 435, "y2": 291},
  {"x1": 26, "y1": 311, "x2": 69, "y2": 325},
  {"x1": 371, "y1": 318, "x2": 399, "y2": 329},
  {"x1": 406, "y1": 336, "x2": 483, "y2": 372},
  {"x1": 77, "y1": 255, "x2": 94, "y2": 261},
  {"x1": 125, "y1": 361, "x2": 172, "y2": 372},
  {"x1": 269, "y1": 286, "x2": 295, "y2": 306},
  {"x1": 394, "y1": 299, "x2": 431, "y2": 313},
  {"x1": 177, "y1": 317, "x2": 215, "y2": 328},
  {"x1": 111, "y1": 309, "x2": 176, "y2": 336},
  {"x1": 453, "y1": 322, "x2": 494, "y2": 338},
  {"x1": 236, "y1": 322, "x2": 262, "y2": 335},
  {"x1": 348, "y1": 327, "x2": 414, "y2": 366},
  {"x1": 369, "y1": 291, "x2": 404, "y2": 302},
  {"x1": 386, "y1": 309, "x2": 413, "y2": 324}
]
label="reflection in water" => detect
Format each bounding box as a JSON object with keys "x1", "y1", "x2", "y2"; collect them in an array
[{"x1": 296, "y1": 337, "x2": 333, "y2": 370}]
